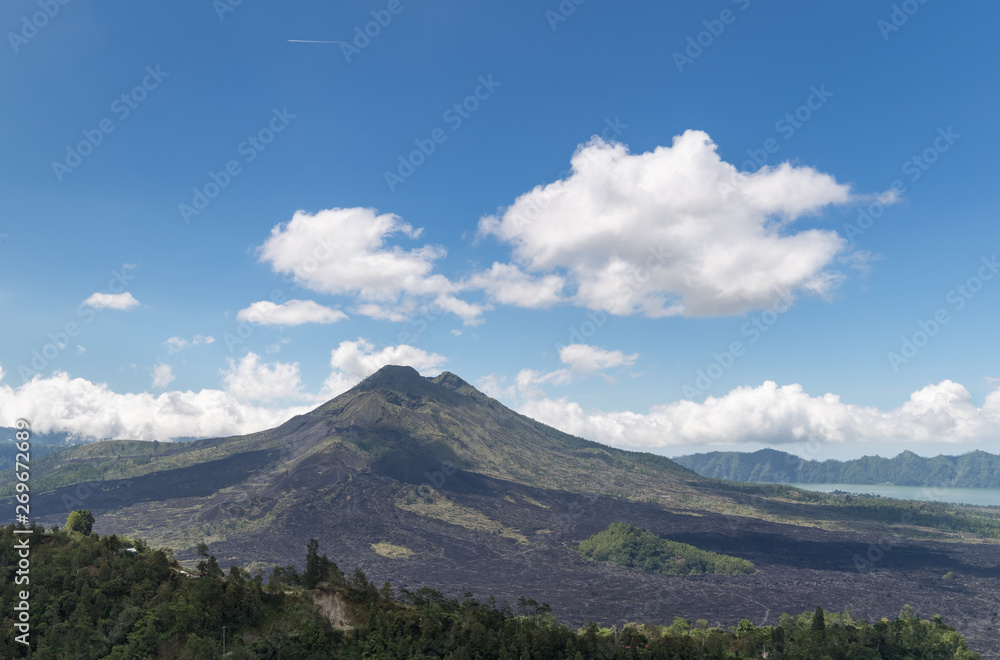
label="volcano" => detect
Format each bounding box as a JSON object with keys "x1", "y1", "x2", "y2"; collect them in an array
[{"x1": 16, "y1": 365, "x2": 1000, "y2": 654}]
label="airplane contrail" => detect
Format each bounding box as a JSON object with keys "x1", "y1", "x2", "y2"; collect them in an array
[{"x1": 287, "y1": 39, "x2": 347, "y2": 44}]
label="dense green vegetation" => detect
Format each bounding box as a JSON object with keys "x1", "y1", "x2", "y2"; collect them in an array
[
  {"x1": 676, "y1": 448, "x2": 1000, "y2": 488},
  {"x1": 575, "y1": 522, "x2": 756, "y2": 575},
  {"x1": 1, "y1": 522, "x2": 980, "y2": 658}
]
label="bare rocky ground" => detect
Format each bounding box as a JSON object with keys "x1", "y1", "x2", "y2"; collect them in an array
[{"x1": 175, "y1": 472, "x2": 1000, "y2": 659}]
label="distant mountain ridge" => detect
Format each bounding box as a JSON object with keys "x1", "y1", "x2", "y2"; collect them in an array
[
  {"x1": 1, "y1": 427, "x2": 77, "y2": 471},
  {"x1": 673, "y1": 448, "x2": 1000, "y2": 488}
]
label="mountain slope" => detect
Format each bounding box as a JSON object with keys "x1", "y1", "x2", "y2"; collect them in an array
[
  {"x1": 10, "y1": 365, "x2": 702, "y2": 549},
  {"x1": 675, "y1": 448, "x2": 1000, "y2": 487}
]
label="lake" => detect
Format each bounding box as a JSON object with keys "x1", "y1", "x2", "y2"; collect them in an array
[{"x1": 785, "y1": 483, "x2": 1000, "y2": 507}]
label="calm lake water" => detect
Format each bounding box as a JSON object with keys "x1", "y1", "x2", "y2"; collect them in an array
[{"x1": 785, "y1": 483, "x2": 1000, "y2": 507}]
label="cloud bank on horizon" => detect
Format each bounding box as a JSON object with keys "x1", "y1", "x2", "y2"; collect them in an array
[{"x1": 3, "y1": 349, "x2": 1000, "y2": 458}]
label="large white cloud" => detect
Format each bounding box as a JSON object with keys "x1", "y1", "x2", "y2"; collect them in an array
[
  {"x1": 478, "y1": 130, "x2": 874, "y2": 318},
  {"x1": 485, "y1": 376, "x2": 1000, "y2": 452},
  {"x1": 257, "y1": 207, "x2": 464, "y2": 318},
  {"x1": 237, "y1": 299, "x2": 348, "y2": 326},
  {"x1": 253, "y1": 133, "x2": 874, "y2": 325}
]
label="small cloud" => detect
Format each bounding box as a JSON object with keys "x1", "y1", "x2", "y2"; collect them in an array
[
  {"x1": 164, "y1": 337, "x2": 188, "y2": 354},
  {"x1": 76, "y1": 345, "x2": 86, "y2": 354},
  {"x1": 237, "y1": 299, "x2": 348, "y2": 326},
  {"x1": 450, "y1": 329, "x2": 462, "y2": 336},
  {"x1": 83, "y1": 292, "x2": 140, "y2": 310},
  {"x1": 152, "y1": 363, "x2": 175, "y2": 389},
  {"x1": 165, "y1": 334, "x2": 215, "y2": 354},
  {"x1": 559, "y1": 344, "x2": 639, "y2": 374},
  {"x1": 266, "y1": 337, "x2": 292, "y2": 354}
]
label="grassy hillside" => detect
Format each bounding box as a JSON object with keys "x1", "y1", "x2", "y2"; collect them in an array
[{"x1": 575, "y1": 522, "x2": 756, "y2": 575}]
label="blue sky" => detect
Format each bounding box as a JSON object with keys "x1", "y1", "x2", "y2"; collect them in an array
[{"x1": 1, "y1": 0, "x2": 998, "y2": 459}]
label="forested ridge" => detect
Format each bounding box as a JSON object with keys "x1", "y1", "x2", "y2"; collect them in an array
[
  {"x1": 1, "y1": 521, "x2": 981, "y2": 658},
  {"x1": 675, "y1": 448, "x2": 1000, "y2": 488}
]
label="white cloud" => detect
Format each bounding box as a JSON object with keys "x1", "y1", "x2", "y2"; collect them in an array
[
  {"x1": 151, "y1": 363, "x2": 175, "y2": 389},
  {"x1": 559, "y1": 344, "x2": 638, "y2": 374},
  {"x1": 237, "y1": 299, "x2": 348, "y2": 326},
  {"x1": 0, "y1": 339, "x2": 442, "y2": 441},
  {"x1": 478, "y1": 130, "x2": 883, "y2": 318},
  {"x1": 0, "y1": 363, "x2": 311, "y2": 442},
  {"x1": 76, "y1": 345, "x2": 86, "y2": 354},
  {"x1": 321, "y1": 338, "x2": 447, "y2": 397},
  {"x1": 488, "y1": 377, "x2": 1000, "y2": 452},
  {"x1": 83, "y1": 292, "x2": 140, "y2": 310},
  {"x1": 164, "y1": 334, "x2": 215, "y2": 354},
  {"x1": 257, "y1": 207, "x2": 466, "y2": 321},
  {"x1": 463, "y1": 263, "x2": 565, "y2": 308},
  {"x1": 222, "y1": 353, "x2": 304, "y2": 403},
  {"x1": 478, "y1": 345, "x2": 637, "y2": 400},
  {"x1": 164, "y1": 337, "x2": 188, "y2": 354}
]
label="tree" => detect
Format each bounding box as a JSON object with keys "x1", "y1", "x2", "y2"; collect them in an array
[
  {"x1": 303, "y1": 539, "x2": 342, "y2": 589},
  {"x1": 812, "y1": 605, "x2": 826, "y2": 641},
  {"x1": 65, "y1": 509, "x2": 95, "y2": 535}
]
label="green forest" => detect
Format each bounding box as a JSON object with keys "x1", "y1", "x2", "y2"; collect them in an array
[
  {"x1": 0, "y1": 520, "x2": 981, "y2": 659},
  {"x1": 574, "y1": 522, "x2": 756, "y2": 575}
]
